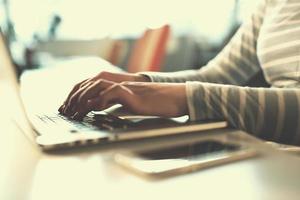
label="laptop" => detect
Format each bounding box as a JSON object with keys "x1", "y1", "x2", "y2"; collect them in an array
[{"x1": 0, "y1": 30, "x2": 227, "y2": 151}]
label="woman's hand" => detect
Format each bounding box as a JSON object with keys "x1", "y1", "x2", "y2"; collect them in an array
[
  {"x1": 58, "y1": 71, "x2": 149, "y2": 115},
  {"x1": 59, "y1": 80, "x2": 188, "y2": 120}
]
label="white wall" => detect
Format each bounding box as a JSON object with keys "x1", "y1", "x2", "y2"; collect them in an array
[{"x1": 7, "y1": 0, "x2": 260, "y2": 44}]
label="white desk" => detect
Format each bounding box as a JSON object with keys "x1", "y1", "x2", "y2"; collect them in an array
[{"x1": 1, "y1": 60, "x2": 300, "y2": 200}]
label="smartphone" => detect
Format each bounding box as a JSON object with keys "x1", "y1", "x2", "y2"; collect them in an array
[{"x1": 114, "y1": 139, "x2": 257, "y2": 178}]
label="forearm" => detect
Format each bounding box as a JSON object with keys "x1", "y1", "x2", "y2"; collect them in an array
[
  {"x1": 186, "y1": 82, "x2": 300, "y2": 145},
  {"x1": 138, "y1": 70, "x2": 206, "y2": 83}
]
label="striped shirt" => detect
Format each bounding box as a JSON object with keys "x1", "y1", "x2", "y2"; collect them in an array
[{"x1": 141, "y1": 0, "x2": 300, "y2": 145}]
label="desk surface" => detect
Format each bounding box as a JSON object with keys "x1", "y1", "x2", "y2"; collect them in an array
[{"x1": 2, "y1": 62, "x2": 300, "y2": 200}]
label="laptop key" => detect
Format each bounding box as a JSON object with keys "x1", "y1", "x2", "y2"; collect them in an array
[{"x1": 38, "y1": 114, "x2": 95, "y2": 132}]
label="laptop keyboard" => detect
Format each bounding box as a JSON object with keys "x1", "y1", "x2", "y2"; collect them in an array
[{"x1": 36, "y1": 112, "x2": 130, "y2": 133}]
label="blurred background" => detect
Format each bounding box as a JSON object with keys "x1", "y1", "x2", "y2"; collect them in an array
[{"x1": 0, "y1": 0, "x2": 260, "y2": 73}]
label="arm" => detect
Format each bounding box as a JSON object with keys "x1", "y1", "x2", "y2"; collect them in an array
[
  {"x1": 140, "y1": 0, "x2": 267, "y2": 86},
  {"x1": 186, "y1": 82, "x2": 300, "y2": 145},
  {"x1": 60, "y1": 78, "x2": 300, "y2": 146}
]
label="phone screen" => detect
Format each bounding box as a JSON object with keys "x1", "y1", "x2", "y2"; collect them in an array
[{"x1": 137, "y1": 141, "x2": 241, "y2": 160}]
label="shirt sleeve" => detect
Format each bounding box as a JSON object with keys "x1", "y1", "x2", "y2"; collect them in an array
[
  {"x1": 186, "y1": 82, "x2": 300, "y2": 146},
  {"x1": 139, "y1": 0, "x2": 267, "y2": 86}
]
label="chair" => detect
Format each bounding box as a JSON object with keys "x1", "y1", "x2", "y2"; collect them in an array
[{"x1": 127, "y1": 24, "x2": 171, "y2": 73}]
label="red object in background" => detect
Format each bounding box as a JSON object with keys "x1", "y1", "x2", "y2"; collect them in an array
[
  {"x1": 107, "y1": 40, "x2": 124, "y2": 66},
  {"x1": 127, "y1": 24, "x2": 171, "y2": 73}
]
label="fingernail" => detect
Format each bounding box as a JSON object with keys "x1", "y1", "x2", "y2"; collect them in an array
[{"x1": 58, "y1": 105, "x2": 65, "y2": 113}]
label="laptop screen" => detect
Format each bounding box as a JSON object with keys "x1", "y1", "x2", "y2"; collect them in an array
[
  {"x1": 0, "y1": 18, "x2": 24, "y2": 77},
  {"x1": 0, "y1": 28, "x2": 36, "y2": 142},
  {"x1": 0, "y1": 28, "x2": 18, "y2": 81}
]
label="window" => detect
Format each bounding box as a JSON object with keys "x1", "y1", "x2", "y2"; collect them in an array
[{"x1": 7, "y1": 0, "x2": 260, "y2": 44}]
